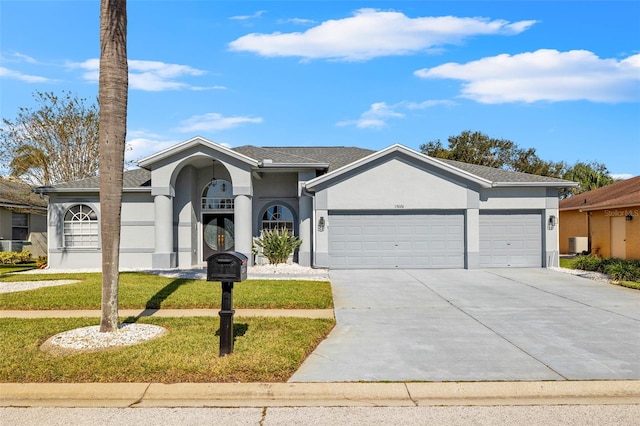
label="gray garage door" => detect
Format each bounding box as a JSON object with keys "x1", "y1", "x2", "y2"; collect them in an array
[
  {"x1": 328, "y1": 211, "x2": 465, "y2": 269},
  {"x1": 479, "y1": 211, "x2": 542, "y2": 267}
]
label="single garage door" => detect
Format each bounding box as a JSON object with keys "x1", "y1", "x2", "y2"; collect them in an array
[
  {"x1": 479, "y1": 211, "x2": 542, "y2": 267},
  {"x1": 328, "y1": 211, "x2": 465, "y2": 269}
]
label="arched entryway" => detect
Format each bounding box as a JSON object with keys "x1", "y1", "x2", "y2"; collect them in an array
[{"x1": 202, "y1": 178, "x2": 234, "y2": 260}]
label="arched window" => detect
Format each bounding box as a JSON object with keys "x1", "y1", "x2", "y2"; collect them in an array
[
  {"x1": 202, "y1": 179, "x2": 234, "y2": 210},
  {"x1": 261, "y1": 204, "x2": 295, "y2": 234},
  {"x1": 63, "y1": 204, "x2": 98, "y2": 247}
]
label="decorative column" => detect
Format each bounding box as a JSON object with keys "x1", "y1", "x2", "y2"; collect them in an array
[
  {"x1": 234, "y1": 194, "x2": 253, "y2": 264},
  {"x1": 298, "y1": 194, "x2": 313, "y2": 266},
  {"x1": 152, "y1": 193, "x2": 176, "y2": 268}
]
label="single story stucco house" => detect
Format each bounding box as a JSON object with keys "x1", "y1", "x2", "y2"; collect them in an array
[
  {"x1": 0, "y1": 176, "x2": 47, "y2": 256},
  {"x1": 34, "y1": 137, "x2": 577, "y2": 270},
  {"x1": 559, "y1": 176, "x2": 640, "y2": 259}
]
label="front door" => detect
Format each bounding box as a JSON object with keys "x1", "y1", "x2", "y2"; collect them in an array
[
  {"x1": 203, "y1": 214, "x2": 235, "y2": 260},
  {"x1": 611, "y1": 216, "x2": 626, "y2": 259}
]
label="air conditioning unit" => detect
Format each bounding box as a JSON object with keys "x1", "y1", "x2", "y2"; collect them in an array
[{"x1": 568, "y1": 237, "x2": 588, "y2": 254}]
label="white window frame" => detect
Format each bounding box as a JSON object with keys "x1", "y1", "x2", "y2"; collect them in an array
[
  {"x1": 261, "y1": 204, "x2": 295, "y2": 234},
  {"x1": 63, "y1": 204, "x2": 99, "y2": 248}
]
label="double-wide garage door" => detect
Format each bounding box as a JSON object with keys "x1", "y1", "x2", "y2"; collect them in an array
[
  {"x1": 328, "y1": 211, "x2": 465, "y2": 269},
  {"x1": 479, "y1": 211, "x2": 542, "y2": 267}
]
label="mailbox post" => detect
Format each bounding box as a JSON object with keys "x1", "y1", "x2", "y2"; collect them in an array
[{"x1": 206, "y1": 251, "x2": 248, "y2": 356}]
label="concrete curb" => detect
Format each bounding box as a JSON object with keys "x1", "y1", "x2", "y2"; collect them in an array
[
  {"x1": 2, "y1": 381, "x2": 639, "y2": 408},
  {"x1": 0, "y1": 309, "x2": 335, "y2": 319}
]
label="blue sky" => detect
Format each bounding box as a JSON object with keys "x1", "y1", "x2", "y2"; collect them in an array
[{"x1": 1, "y1": 1, "x2": 639, "y2": 178}]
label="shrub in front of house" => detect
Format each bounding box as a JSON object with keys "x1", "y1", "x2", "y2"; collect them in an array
[
  {"x1": 604, "y1": 262, "x2": 640, "y2": 282},
  {"x1": 572, "y1": 255, "x2": 640, "y2": 282},
  {"x1": 0, "y1": 250, "x2": 33, "y2": 265},
  {"x1": 253, "y1": 229, "x2": 302, "y2": 265}
]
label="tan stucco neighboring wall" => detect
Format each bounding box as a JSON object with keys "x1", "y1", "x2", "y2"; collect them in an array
[
  {"x1": 559, "y1": 210, "x2": 588, "y2": 253},
  {"x1": 561, "y1": 206, "x2": 640, "y2": 259}
]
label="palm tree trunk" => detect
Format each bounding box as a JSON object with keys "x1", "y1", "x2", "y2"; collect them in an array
[{"x1": 98, "y1": 0, "x2": 128, "y2": 332}]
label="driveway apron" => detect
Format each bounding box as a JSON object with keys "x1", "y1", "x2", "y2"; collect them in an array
[{"x1": 289, "y1": 269, "x2": 640, "y2": 382}]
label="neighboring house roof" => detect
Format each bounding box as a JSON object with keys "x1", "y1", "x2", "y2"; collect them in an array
[
  {"x1": 0, "y1": 177, "x2": 47, "y2": 211},
  {"x1": 559, "y1": 176, "x2": 640, "y2": 211}
]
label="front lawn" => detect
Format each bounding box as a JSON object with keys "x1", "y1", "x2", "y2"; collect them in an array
[
  {"x1": 0, "y1": 316, "x2": 334, "y2": 383},
  {"x1": 0, "y1": 272, "x2": 333, "y2": 310}
]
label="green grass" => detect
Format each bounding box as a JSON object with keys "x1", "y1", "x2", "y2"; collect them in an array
[
  {"x1": 0, "y1": 263, "x2": 38, "y2": 275},
  {"x1": 0, "y1": 316, "x2": 335, "y2": 383},
  {"x1": 559, "y1": 258, "x2": 577, "y2": 269},
  {"x1": 0, "y1": 272, "x2": 333, "y2": 310}
]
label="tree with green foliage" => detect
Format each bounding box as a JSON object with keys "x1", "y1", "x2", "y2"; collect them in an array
[
  {"x1": 421, "y1": 130, "x2": 516, "y2": 169},
  {"x1": 561, "y1": 161, "x2": 615, "y2": 198},
  {"x1": 0, "y1": 91, "x2": 100, "y2": 186},
  {"x1": 421, "y1": 130, "x2": 565, "y2": 177},
  {"x1": 421, "y1": 130, "x2": 616, "y2": 197}
]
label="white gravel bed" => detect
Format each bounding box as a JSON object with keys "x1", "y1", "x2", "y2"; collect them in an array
[
  {"x1": 41, "y1": 323, "x2": 167, "y2": 354},
  {"x1": 0, "y1": 280, "x2": 80, "y2": 293},
  {"x1": 548, "y1": 266, "x2": 612, "y2": 284}
]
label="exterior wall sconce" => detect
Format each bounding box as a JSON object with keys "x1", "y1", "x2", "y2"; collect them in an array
[
  {"x1": 318, "y1": 216, "x2": 325, "y2": 232},
  {"x1": 548, "y1": 215, "x2": 558, "y2": 230},
  {"x1": 627, "y1": 215, "x2": 633, "y2": 221}
]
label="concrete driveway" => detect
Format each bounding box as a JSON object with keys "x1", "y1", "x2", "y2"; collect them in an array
[{"x1": 290, "y1": 268, "x2": 640, "y2": 382}]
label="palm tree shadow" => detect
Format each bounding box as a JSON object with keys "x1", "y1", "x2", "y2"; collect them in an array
[
  {"x1": 123, "y1": 278, "x2": 191, "y2": 324},
  {"x1": 144, "y1": 278, "x2": 191, "y2": 309}
]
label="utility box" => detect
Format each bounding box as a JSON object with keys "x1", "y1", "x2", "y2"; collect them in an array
[
  {"x1": 568, "y1": 237, "x2": 589, "y2": 254},
  {"x1": 206, "y1": 251, "x2": 248, "y2": 282}
]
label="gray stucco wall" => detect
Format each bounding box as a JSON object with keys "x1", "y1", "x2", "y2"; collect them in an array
[
  {"x1": 47, "y1": 192, "x2": 154, "y2": 269},
  {"x1": 310, "y1": 154, "x2": 561, "y2": 269}
]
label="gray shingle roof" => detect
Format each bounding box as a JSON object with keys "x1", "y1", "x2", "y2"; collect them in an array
[
  {"x1": 437, "y1": 158, "x2": 573, "y2": 184},
  {"x1": 36, "y1": 145, "x2": 574, "y2": 193},
  {"x1": 35, "y1": 168, "x2": 151, "y2": 192},
  {"x1": 232, "y1": 146, "x2": 375, "y2": 171}
]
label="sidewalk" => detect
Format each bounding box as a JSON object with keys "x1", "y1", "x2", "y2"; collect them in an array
[{"x1": 0, "y1": 309, "x2": 334, "y2": 319}]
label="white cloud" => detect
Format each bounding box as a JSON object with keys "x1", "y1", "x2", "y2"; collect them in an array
[
  {"x1": 229, "y1": 8, "x2": 536, "y2": 61},
  {"x1": 415, "y1": 49, "x2": 640, "y2": 103},
  {"x1": 611, "y1": 173, "x2": 635, "y2": 181},
  {"x1": 126, "y1": 135, "x2": 178, "y2": 164},
  {"x1": 176, "y1": 113, "x2": 263, "y2": 132},
  {"x1": 68, "y1": 59, "x2": 210, "y2": 91},
  {"x1": 0, "y1": 67, "x2": 53, "y2": 83},
  {"x1": 11, "y1": 52, "x2": 38, "y2": 64},
  {"x1": 280, "y1": 18, "x2": 316, "y2": 25},
  {"x1": 230, "y1": 10, "x2": 266, "y2": 21},
  {"x1": 337, "y1": 100, "x2": 453, "y2": 129}
]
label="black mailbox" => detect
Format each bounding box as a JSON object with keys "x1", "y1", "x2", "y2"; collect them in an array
[
  {"x1": 206, "y1": 251, "x2": 247, "y2": 357},
  {"x1": 206, "y1": 251, "x2": 248, "y2": 282}
]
